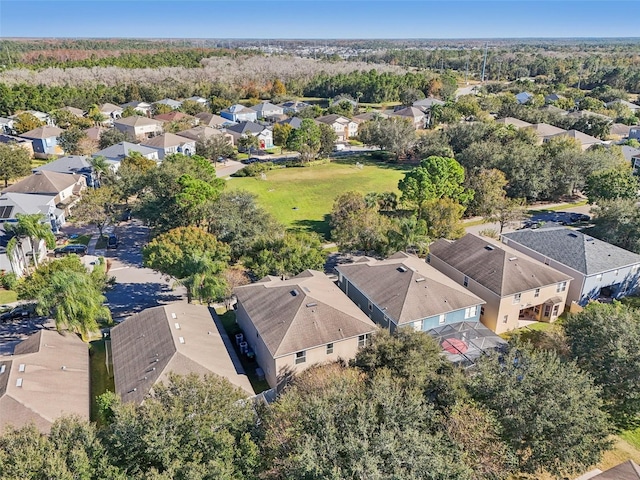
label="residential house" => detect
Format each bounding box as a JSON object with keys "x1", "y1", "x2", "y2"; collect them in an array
[
  {"x1": 620, "y1": 145, "x2": 640, "y2": 172},
  {"x1": 19, "y1": 125, "x2": 64, "y2": 158},
  {"x1": 194, "y1": 112, "x2": 231, "y2": 128},
  {"x1": 0, "y1": 116, "x2": 15, "y2": 134},
  {"x1": 110, "y1": 303, "x2": 254, "y2": 404},
  {"x1": 428, "y1": 234, "x2": 572, "y2": 334},
  {"x1": 186, "y1": 96, "x2": 209, "y2": 107},
  {"x1": 11, "y1": 110, "x2": 52, "y2": 126},
  {"x1": 84, "y1": 126, "x2": 105, "y2": 142},
  {"x1": 153, "y1": 98, "x2": 183, "y2": 110},
  {"x1": 153, "y1": 111, "x2": 199, "y2": 126},
  {"x1": 92, "y1": 141, "x2": 159, "y2": 167},
  {"x1": 335, "y1": 252, "x2": 485, "y2": 332},
  {"x1": 353, "y1": 112, "x2": 389, "y2": 124},
  {"x1": 0, "y1": 224, "x2": 36, "y2": 277},
  {"x1": 544, "y1": 93, "x2": 564, "y2": 104},
  {"x1": 413, "y1": 97, "x2": 446, "y2": 110},
  {"x1": 0, "y1": 329, "x2": 89, "y2": 433},
  {"x1": 113, "y1": 116, "x2": 164, "y2": 140},
  {"x1": 33, "y1": 155, "x2": 95, "y2": 187},
  {"x1": 315, "y1": 114, "x2": 358, "y2": 141},
  {"x1": 99, "y1": 103, "x2": 124, "y2": 123},
  {"x1": 225, "y1": 121, "x2": 273, "y2": 149},
  {"x1": 496, "y1": 117, "x2": 533, "y2": 129},
  {"x1": 502, "y1": 227, "x2": 640, "y2": 307},
  {"x1": 251, "y1": 102, "x2": 284, "y2": 120},
  {"x1": 0, "y1": 134, "x2": 34, "y2": 157},
  {"x1": 120, "y1": 101, "x2": 153, "y2": 116},
  {"x1": 539, "y1": 104, "x2": 568, "y2": 115},
  {"x1": 177, "y1": 125, "x2": 234, "y2": 145},
  {"x1": 220, "y1": 104, "x2": 258, "y2": 123},
  {"x1": 141, "y1": 133, "x2": 196, "y2": 160},
  {"x1": 234, "y1": 270, "x2": 377, "y2": 389},
  {"x1": 574, "y1": 460, "x2": 640, "y2": 480},
  {"x1": 278, "y1": 100, "x2": 311, "y2": 114},
  {"x1": 2, "y1": 170, "x2": 86, "y2": 213},
  {"x1": 610, "y1": 123, "x2": 633, "y2": 139},
  {"x1": 0, "y1": 192, "x2": 64, "y2": 232},
  {"x1": 605, "y1": 99, "x2": 640, "y2": 113},
  {"x1": 547, "y1": 129, "x2": 603, "y2": 150},
  {"x1": 332, "y1": 95, "x2": 358, "y2": 108},
  {"x1": 516, "y1": 92, "x2": 534, "y2": 104},
  {"x1": 567, "y1": 110, "x2": 611, "y2": 121},
  {"x1": 390, "y1": 107, "x2": 427, "y2": 130},
  {"x1": 59, "y1": 106, "x2": 85, "y2": 118},
  {"x1": 631, "y1": 127, "x2": 640, "y2": 141},
  {"x1": 276, "y1": 117, "x2": 304, "y2": 129},
  {"x1": 523, "y1": 123, "x2": 567, "y2": 144}
]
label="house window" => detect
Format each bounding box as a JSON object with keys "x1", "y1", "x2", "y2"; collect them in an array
[
  {"x1": 513, "y1": 293, "x2": 521, "y2": 304},
  {"x1": 463, "y1": 276, "x2": 469, "y2": 287},
  {"x1": 358, "y1": 334, "x2": 371, "y2": 348},
  {"x1": 534, "y1": 288, "x2": 540, "y2": 298},
  {"x1": 326, "y1": 343, "x2": 334, "y2": 355},
  {"x1": 633, "y1": 265, "x2": 640, "y2": 274},
  {"x1": 480, "y1": 307, "x2": 485, "y2": 316},
  {"x1": 368, "y1": 302, "x2": 373, "y2": 312},
  {"x1": 295, "y1": 351, "x2": 306, "y2": 365},
  {"x1": 543, "y1": 305, "x2": 552, "y2": 317},
  {"x1": 502, "y1": 315, "x2": 508, "y2": 324},
  {"x1": 556, "y1": 281, "x2": 567, "y2": 293},
  {"x1": 438, "y1": 314, "x2": 446, "y2": 325},
  {"x1": 426, "y1": 253, "x2": 431, "y2": 263},
  {"x1": 552, "y1": 304, "x2": 559, "y2": 316},
  {"x1": 413, "y1": 320, "x2": 423, "y2": 331},
  {"x1": 464, "y1": 306, "x2": 477, "y2": 319}
]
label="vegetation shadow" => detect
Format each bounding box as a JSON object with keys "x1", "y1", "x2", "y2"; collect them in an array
[{"x1": 290, "y1": 215, "x2": 332, "y2": 240}]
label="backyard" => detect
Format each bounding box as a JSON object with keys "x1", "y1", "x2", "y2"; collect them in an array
[{"x1": 226, "y1": 159, "x2": 411, "y2": 237}]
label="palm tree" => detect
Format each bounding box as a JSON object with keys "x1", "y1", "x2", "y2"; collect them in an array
[
  {"x1": 90, "y1": 155, "x2": 110, "y2": 188},
  {"x1": 176, "y1": 253, "x2": 226, "y2": 304},
  {"x1": 6, "y1": 213, "x2": 55, "y2": 270},
  {"x1": 87, "y1": 104, "x2": 107, "y2": 127}
]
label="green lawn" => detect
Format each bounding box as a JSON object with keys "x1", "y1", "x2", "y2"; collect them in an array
[
  {"x1": 89, "y1": 338, "x2": 114, "y2": 424},
  {"x1": 0, "y1": 290, "x2": 17, "y2": 304},
  {"x1": 69, "y1": 234, "x2": 92, "y2": 246},
  {"x1": 227, "y1": 160, "x2": 411, "y2": 237}
]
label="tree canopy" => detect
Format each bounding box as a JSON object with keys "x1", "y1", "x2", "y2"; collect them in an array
[{"x1": 0, "y1": 142, "x2": 32, "y2": 188}]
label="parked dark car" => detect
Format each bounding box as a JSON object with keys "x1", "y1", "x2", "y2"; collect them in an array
[
  {"x1": 0, "y1": 304, "x2": 35, "y2": 322},
  {"x1": 54, "y1": 244, "x2": 87, "y2": 257},
  {"x1": 106, "y1": 234, "x2": 118, "y2": 249}
]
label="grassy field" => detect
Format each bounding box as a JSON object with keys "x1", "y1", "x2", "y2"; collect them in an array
[
  {"x1": 227, "y1": 159, "x2": 411, "y2": 237},
  {"x1": 0, "y1": 290, "x2": 17, "y2": 304}
]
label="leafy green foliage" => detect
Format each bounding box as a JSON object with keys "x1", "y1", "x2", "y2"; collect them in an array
[
  {"x1": 585, "y1": 165, "x2": 639, "y2": 204},
  {"x1": 5, "y1": 213, "x2": 56, "y2": 270},
  {"x1": 195, "y1": 134, "x2": 234, "y2": 161},
  {"x1": 0, "y1": 142, "x2": 32, "y2": 188},
  {"x1": 13, "y1": 112, "x2": 44, "y2": 134},
  {"x1": 71, "y1": 186, "x2": 119, "y2": 238},
  {"x1": 58, "y1": 127, "x2": 88, "y2": 155},
  {"x1": 358, "y1": 116, "x2": 417, "y2": 160},
  {"x1": 286, "y1": 118, "x2": 322, "y2": 162},
  {"x1": 589, "y1": 199, "x2": 640, "y2": 253}
]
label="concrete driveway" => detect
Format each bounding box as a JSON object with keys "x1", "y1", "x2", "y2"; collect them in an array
[{"x1": 99, "y1": 220, "x2": 186, "y2": 321}]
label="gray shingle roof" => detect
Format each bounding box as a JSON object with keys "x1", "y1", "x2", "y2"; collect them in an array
[
  {"x1": 225, "y1": 121, "x2": 266, "y2": 135},
  {"x1": 93, "y1": 141, "x2": 158, "y2": 162},
  {"x1": 19, "y1": 125, "x2": 64, "y2": 139},
  {"x1": 502, "y1": 227, "x2": 640, "y2": 275},
  {"x1": 335, "y1": 252, "x2": 484, "y2": 325},
  {"x1": 2, "y1": 171, "x2": 83, "y2": 195},
  {"x1": 34, "y1": 155, "x2": 91, "y2": 174},
  {"x1": 429, "y1": 234, "x2": 572, "y2": 296},
  {"x1": 234, "y1": 270, "x2": 376, "y2": 358},
  {"x1": 496, "y1": 117, "x2": 532, "y2": 128}
]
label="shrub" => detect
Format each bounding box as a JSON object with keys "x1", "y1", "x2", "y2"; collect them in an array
[
  {"x1": 0, "y1": 272, "x2": 18, "y2": 290},
  {"x1": 232, "y1": 162, "x2": 274, "y2": 177}
]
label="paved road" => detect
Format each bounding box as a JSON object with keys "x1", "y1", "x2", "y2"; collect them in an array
[
  {"x1": 0, "y1": 316, "x2": 48, "y2": 355},
  {"x1": 100, "y1": 220, "x2": 186, "y2": 321}
]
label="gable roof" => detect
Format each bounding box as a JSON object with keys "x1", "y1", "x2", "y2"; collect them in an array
[
  {"x1": 277, "y1": 117, "x2": 304, "y2": 129},
  {"x1": 539, "y1": 104, "x2": 568, "y2": 115},
  {"x1": 620, "y1": 145, "x2": 640, "y2": 162},
  {"x1": 153, "y1": 98, "x2": 182, "y2": 108},
  {"x1": 141, "y1": 132, "x2": 194, "y2": 149},
  {"x1": 99, "y1": 103, "x2": 123, "y2": 114},
  {"x1": 605, "y1": 99, "x2": 640, "y2": 112},
  {"x1": 502, "y1": 227, "x2": 640, "y2": 276},
  {"x1": 222, "y1": 104, "x2": 256, "y2": 115},
  {"x1": 0, "y1": 192, "x2": 56, "y2": 218},
  {"x1": 19, "y1": 125, "x2": 64, "y2": 139},
  {"x1": 194, "y1": 112, "x2": 229, "y2": 127},
  {"x1": 516, "y1": 92, "x2": 534, "y2": 103},
  {"x1": 120, "y1": 101, "x2": 152, "y2": 109},
  {"x1": 316, "y1": 114, "x2": 352, "y2": 125},
  {"x1": 524, "y1": 123, "x2": 567, "y2": 137},
  {"x1": 611, "y1": 123, "x2": 633, "y2": 137},
  {"x1": 549, "y1": 129, "x2": 602, "y2": 146},
  {"x1": 0, "y1": 328, "x2": 89, "y2": 433},
  {"x1": 113, "y1": 116, "x2": 164, "y2": 128},
  {"x1": 153, "y1": 111, "x2": 195, "y2": 123},
  {"x1": 2, "y1": 170, "x2": 83, "y2": 196},
  {"x1": 413, "y1": 97, "x2": 445, "y2": 108},
  {"x1": 225, "y1": 121, "x2": 267, "y2": 135},
  {"x1": 234, "y1": 270, "x2": 376, "y2": 358},
  {"x1": 177, "y1": 125, "x2": 229, "y2": 141},
  {"x1": 84, "y1": 126, "x2": 106, "y2": 141},
  {"x1": 545, "y1": 93, "x2": 563, "y2": 102},
  {"x1": 250, "y1": 102, "x2": 283, "y2": 114},
  {"x1": 429, "y1": 234, "x2": 572, "y2": 296},
  {"x1": 33, "y1": 155, "x2": 91, "y2": 175},
  {"x1": 60, "y1": 106, "x2": 85, "y2": 117},
  {"x1": 336, "y1": 252, "x2": 484, "y2": 325},
  {"x1": 93, "y1": 141, "x2": 158, "y2": 162},
  {"x1": 110, "y1": 303, "x2": 254, "y2": 404},
  {"x1": 496, "y1": 117, "x2": 532, "y2": 128},
  {"x1": 392, "y1": 106, "x2": 425, "y2": 119}
]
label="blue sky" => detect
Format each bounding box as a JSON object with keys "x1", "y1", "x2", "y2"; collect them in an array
[{"x1": 0, "y1": 1, "x2": 638, "y2": 39}]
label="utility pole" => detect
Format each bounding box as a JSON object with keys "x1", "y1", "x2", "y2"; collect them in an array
[
  {"x1": 464, "y1": 56, "x2": 469, "y2": 85},
  {"x1": 481, "y1": 42, "x2": 488, "y2": 83}
]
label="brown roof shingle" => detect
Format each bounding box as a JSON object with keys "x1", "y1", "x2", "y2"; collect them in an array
[{"x1": 2, "y1": 170, "x2": 84, "y2": 195}]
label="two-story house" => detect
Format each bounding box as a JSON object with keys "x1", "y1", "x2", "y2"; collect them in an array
[
  {"x1": 234, "y1": 270, "x2": 377, "y2": 389},
  {"x1": 113, "y1": 116, "x2": 164, "y2": 140},
  {"x1": 220, "y1": 104, "x2": 258, "y2": 123},
  {"x1": 315, "y1": 114, "x2": 358, "y2": 141},
  {"x1": 2, "y1": 170, "x2": 86, "y2": 211},
  {"x1": 19, "y1": 125, "x2": 64, "y2": 158},
  {"x1": 141, "y1": 133, "x2": 196, "y2": 160},
  {"x1": 92, "y1": 141, "x2": 159, "y2": 168},
  {"x1": 428, "y1": 234, "x2": 572, "y2": 334},
  {"x1": 225, "y1": 122, "x2": 273, "y2": 149},
  {"x1": 250, "y1": 102, "x2": 284, "y2": 120},
  {"x1": 501, "y1": 227, "x2": 640, "y2": 307}
]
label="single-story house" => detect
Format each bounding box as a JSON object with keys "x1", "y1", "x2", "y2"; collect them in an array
[
  {"x1": 496, "y1": 117, "x2": 533, "y2": 129},
  {"x1": 177, "y1": 125, "x2": 234, "y2": 144},
  {"x1": 92, "y1": 141, "x2": 159, "y2": 167},
  {"x1": 220, "y1": 104, "x2": 258, "y2": 123},
  {"x1": 110, "y1": 303, "x2": 254, "y2": 404},
  {"x1": 33, "y1": 155, "x2": 95, "y2": 187},
  {"x1": 0, "y1": 191, "x2": 64, "y2": 232},
  {"x1": 234, "y1": 270, "x2": 377, "y2": 389},
  {"x1": 428, "y1": 234, "x2": 572, "y2": 334},
  {"x1": 99, "y1": 103, "x2": 124, "y2": 122},
  {"x1": 113, "y1": 116, "x2": 164, "y2": 140},
  {"x1": 335, "y1": 252, "x2": 485, "y2": 332},
  {"x1": 225, "y1": 121, "x2": 273, "y2": 149},
  {"x1": 19, "y1": 125, "x2": 64, "y2": 158},
  {"x1": 413, "y1": 97, "x2": 446, "y2": 110},
  {"x1": 153, "y1": 98, "x2": 183, "y2": 110},
  {"x1": 544, "y1": 93, "x2": 564, "y2": 104},
  {"x1": 278, "y1": 100, "x2": 311, "y2": 114},
  {"x1": 502, "y1": 227, "x2": 640, "y2": 307},
  {"x1": 59, "y1": 106, "x2": 85, "y2": 118},
  {"x1": 0, "y1": 329, "x2": 89, "y2": 433},
  {"x1": 0, "y1": 134, "x2": 34, "y2": 157},
  {"x1": 153, "y1": 111, "x2": 199, "y2": 126},
  {"x1": 567, "y1": 110, "x2": 611, "y2": 121},
  {"x1": 390, "y1": 106, "x2": 427, "y2": 130},
  {"x1": 315, "y1": 114, "x2": 358, "y2": 141},
  {"x1": 547, "y1": 129, "x2": 603, "y2": 150},
  {"x1": 194, "y1": 112, "x2": 231, "y2": 128},
  {"x1": 516, "y1": 92, "x2": 534, "y2": 104},
  {"x1": 2, "y1": 170, "x2": 86, "y2": 210},
  {"x1": 353, "y1": 112, "x2": 389, "y2": 124},
  {"x1": 523, "y1": 123, "x2": 567, "y2": 144},
  {"x1": 120, "y1": 101, "x2": 153, "y2": 116},
  {"x1": 610, "y1": 123, "x2": 633, "y2": 139},
  {"x1": 605, "y1": 99, "x2": 640, "y2": 113},
  {"x1": 276, "y1": 117, "x2": 304, "y2": 129},
  {"x1": 250, "y1": 102, "x2": 284, "y2": 120},
  {"x1": 186, "y1": 96, "x2": 209, "y2": 106},
  {"x1": 141, "y1": 133, "x2": 196, "y2": 160}
]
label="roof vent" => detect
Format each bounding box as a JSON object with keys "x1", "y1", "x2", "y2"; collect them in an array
[
  {"x1": 509, "y1": 257, "x2": 517, "y2": 261},
  {"x1": 586, "y1": 237, "x2": 594, "y2": 242},
  {"x1": 397, "y1": 266, "x2": 408, "y2": 272},
  {"x1": 16, "y1": 378, "x2": 23, "y2": 387},
  {"x1": 171, "y1": 312, "x2": 177, "y2": 319},
  {"x1": 306, "y1": 302, "x2": 317, "y2": 308},
  {"x1": 0, "y1": 365, "x2": 4, "y2": 374},
  {"x1": 568, "y1": 233, "x2": 578, "y2": 238},
  {"x1": 18, "y1": 364, "x2": 25, "y2": 372},
  {"x1": 61, "y1": 366, "x2": 66, "y2": 371},
  {"x1": 302, "y1": 287, "x2": 310, "y2": 293},
  {"x1": 415, "y1": 277, "x2": 426, "y2": 283},
  {"x1": 174, "y1": 323, "x2": 180, "y2": 330},
  {"x1": 179, "y1": 336, "x2": 185, "y2": 344},
  {"x1": 485, "y1": 245, "x2": 495, "y2": 251},
  {"x1": 291, "y1": 289, "x2": 299, "y2": 296}
]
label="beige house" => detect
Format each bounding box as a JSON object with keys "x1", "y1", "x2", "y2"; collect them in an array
[
  {"x1": 177, "y1": 125, "x2": 234, "y2": 145},
  {"x1": 428, "y1": 234, "x2": 572, "y2": 334},
  {"x1": 141, "y1": 133, "x2": 196, "y2": 160},
  {"x1": 113, "y1": 115, "x2": 164, "y2": 140},
  {"x1": 547, "y1": 129, "x2": 603, "y2": 150},
  {"x1": 2, "y1": 170, "x2": 86, "y2": 208},
  {"x1": 315, "y1": 114, "x2": 358, "y2": 141},
  {"x1": 234, "y1": 270, "x2": 377, "y2": 389},
  {"x1": 195, "y1": 112, "x2": 229, "y2": 128},
  {"x1": 110, "y1": 303, "x2": 254, "y2": 404},
  {"x1": 523, "y1": 123, "x2": 567, "y2": 144},
  {"x1": 391, "y1": 106, "x2": 427, "y2": 129},
  {"x1": 496, "y1": 117, "x2": 532, "y2": 129},
  {"x1": 0, "y1": 329, "x2": 89, "y2": 433}
]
